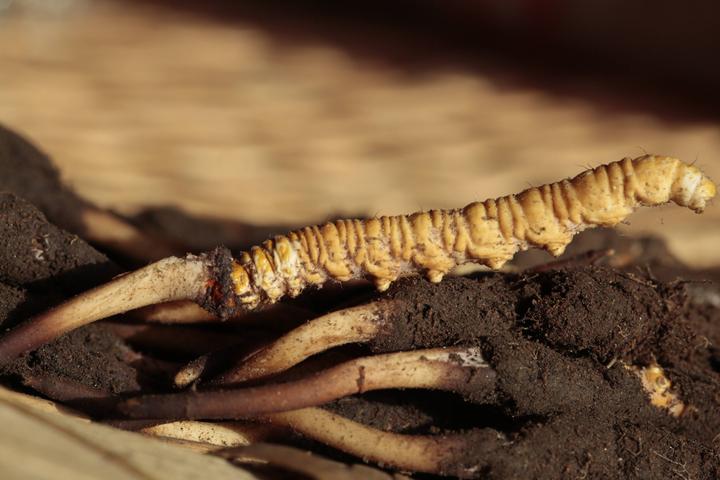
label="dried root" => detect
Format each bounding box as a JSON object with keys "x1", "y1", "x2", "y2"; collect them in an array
[
  {"x1": 257, "y1": 408, "x2": 482, "y2": 477},
  {"x1": 119, "y1": 347, "x2": 494, "y2": 420},
  {"x1": 220, "y1": 440, "x2": 415, "y2": 480},
  {"x1": 79, "y1": 206, "x2": 181, "y2": 262},
  {"x1": 132, "y1": 420, "x2": 275, "y2": 448},
  {"x1": 131, "y1": 300, "x2": 218, "y2": 324},
  {"x1": 0, "y1": 155, "x2": 714, "y2": 363},
  {"x1": 213, "y1": 302, "x2": 391, "y2": 385},
  {"x1": 0, "y1": 256, "x2": 209, "y2": 364},
  {"x1": 104, "y1": 322, "x2": 246, "y2": 357}
]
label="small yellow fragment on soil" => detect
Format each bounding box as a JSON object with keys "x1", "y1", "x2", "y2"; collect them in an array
[{"x1": 626, "y1": 363, "x2": 686, "y2": 417}]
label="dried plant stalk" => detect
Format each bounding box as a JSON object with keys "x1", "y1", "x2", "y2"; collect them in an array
[
  {"x1": 120, "y1": 347, "x2": 494, "y2": 420},
  {"x1": 132, "y1": 300, "x2": 218, "y2": 324},
  {"x1": 0, "y1": 257, "x2": 209, "y2": 365},
  {"x1": 136, "y1": 420, "x2": 273, "y2": 447},
  {"x1": 212, "y1": 302, "x2": 390, "y2": 385},
  {"x1": 0, "y1": 155, "x2": 714, "y2": 363},
  {"x1": 260, "y1": 407, "x2": 475, "y2": 476},
  {"x1": 221, "y1": 441, "x2": 415, "y2": 480},
  {"x1": 80, "y1": 207, "x2": 181, "y2": 262},
  {"x1": 105, "y1": 322, "x2": 245, "y2": 357}
]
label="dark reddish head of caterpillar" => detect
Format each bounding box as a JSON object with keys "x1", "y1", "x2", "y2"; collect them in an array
[{"x1": 199, "y1": 246, "x2": 243, "y2": 320}]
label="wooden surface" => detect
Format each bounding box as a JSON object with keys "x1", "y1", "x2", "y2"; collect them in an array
[
  {"x1": 1, "y1": 1, "x2": 719, "y2": 266},
  {"x1": 0, "y1": 387, "x2": 258, "y2": 480}
]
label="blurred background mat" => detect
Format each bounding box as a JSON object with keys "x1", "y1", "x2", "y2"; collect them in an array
[{"x1": 1, "y1": 0, "x2": 719, "y2": 266}]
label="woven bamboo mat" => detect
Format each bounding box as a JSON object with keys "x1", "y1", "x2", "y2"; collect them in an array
[{"x1": 1, "y1": 1, "x2": 719, "y2": 265}]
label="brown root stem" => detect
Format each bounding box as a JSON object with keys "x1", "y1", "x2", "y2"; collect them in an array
[
  {"x1": 80, "y1": 206, "x2": 181, "y2": 262},
  {"x1": 120, "y1": 347, "x2": 495, "y2": 420},
  {"x1": 21, "y1": 373, "x2": 113, "y2": 403},
  {"x1": 104, "y1": 322, "x2": 245, "y2": 357},
  {"x1": 18, "y1": 373, "x2": 120, "y2": 416}
]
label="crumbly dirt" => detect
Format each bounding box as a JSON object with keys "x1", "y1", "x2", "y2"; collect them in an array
[
  {"x1": 325, "y1": 267, "x2": 720, "y2": 478},
  {"x1": 0, "y1": 282, "x2": 26, "y2": 328},
  {"x1": 0, "y1": 193, "x2": 119, "y2": 293},
  {"x1": 0, "y1": 185, "x2": 137, "y2": 400},
  {"x1": 0, "y1": 124, "x2": 94, "y2": 238},
  {"x1": 327, "y1": 393, "x2": 438, "y2": 434},
  {"x1": 11, "y1": 324, "x2": 142, "y2": 395}
]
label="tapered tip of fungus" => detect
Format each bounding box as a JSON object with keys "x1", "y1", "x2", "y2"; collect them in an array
[
  {"x1": 694, "y1": 177, "x2": 717, "y2": 211},
  {"x1": 671, "y1": 160, "x2": 717, "y2": 212}
]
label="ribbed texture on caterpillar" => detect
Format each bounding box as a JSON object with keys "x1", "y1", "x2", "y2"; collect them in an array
[{"x1": 204, "y1": 155, "x2": 715, "y2": 318}]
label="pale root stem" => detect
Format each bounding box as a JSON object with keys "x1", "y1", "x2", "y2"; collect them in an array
[
  {"x1": 262, "y1": 408, "x2": 469, "y2": 475},
  {"x1": 136, "y1": 420, "x2": 275, "y2": 447},
  {"x1": 81, "y1": 207, "x2": 180, "y2": 261},
  {"x1": 104, "y1": 322, "x2": 245, "y2": 357},
  {"x1": 0, "y1": 256, "x2": 209, "y2": 365},
  {"x1": 214, "y1": 302, "x2": 391, "y2": 385},
  {"x1": 174, "y1": 355, "x2": 210, "y2": 389},
  {"x1": 120, "y1": 347, "x2": 494, "y2": 420},
  {"x1": 109, "y1": 417, "x2": 268, "y2": 451},
  {"x1": 132, "y1": 300, "x2": 218, "y2": 324}
]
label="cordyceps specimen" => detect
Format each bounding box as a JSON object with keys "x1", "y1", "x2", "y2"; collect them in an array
[{"x1": 0, "y1": 154, "x2": 715, "y2": 364}]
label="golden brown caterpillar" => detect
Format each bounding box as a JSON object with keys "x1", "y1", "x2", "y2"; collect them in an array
[
  {"x1": 205, "y1": 155, "x2": 716, "y2": 317},
  {"x1": 0, "y1": 154, "x2": 714, "y2": 364}
]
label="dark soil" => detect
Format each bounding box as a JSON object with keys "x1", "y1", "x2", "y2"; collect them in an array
[
  {"x1": 321, "y1": 267, "x2": 720, "y2": 478},
  {"x1": 0, "y1": 193, "x2": 119, "y2": 293},
  {"x1": 0, "y1": 170, "x2": 137, "y2": 402},
  {"x1": 13, "y1": 324, "x2": 141, "y2": 395},
  {"x1": 0, "y1": 124, "x2": 93, "y2": 238},
  {"x1": 1, "y1": 126, "x2": 719, "y2": 479}
]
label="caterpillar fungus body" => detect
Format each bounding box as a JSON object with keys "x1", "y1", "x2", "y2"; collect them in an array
[
  {"x1": 0, "y1": 155, "x2": 714, "y2": 365},
  {"x1": 206, "y1": 155, "x2": 715, "y2": 318}
]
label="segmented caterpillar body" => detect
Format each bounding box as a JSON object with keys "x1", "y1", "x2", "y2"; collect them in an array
[{"x1": 202, "y1": 155, "x2": 715, "y2": 318}]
